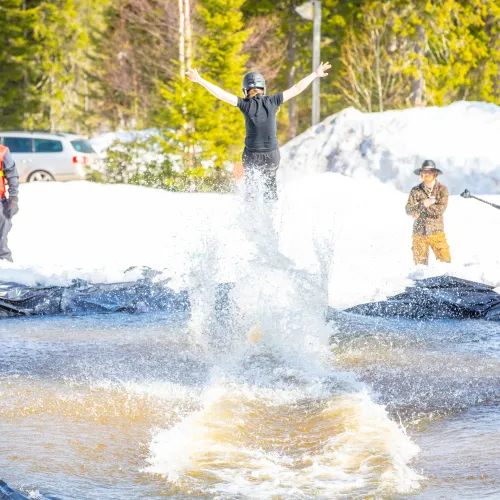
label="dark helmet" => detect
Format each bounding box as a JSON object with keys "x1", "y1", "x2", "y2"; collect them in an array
[
  {"x1": 414, "y1": 159, "x2": 443, "y2": 175},
  {"x1": 242, "y1": 72, "x2": 266, "y2": 97}
]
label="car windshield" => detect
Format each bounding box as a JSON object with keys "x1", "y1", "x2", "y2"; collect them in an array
[{"x1": 71, "y1": 140, "x2": 95, "y2": 154}]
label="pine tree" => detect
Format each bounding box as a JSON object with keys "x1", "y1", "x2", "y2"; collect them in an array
[
  {"x1": 64, "y1": 0, "x2": 111, "y2": 134},
  {"x1": 28, "y1": 0, "x2": 80, "y2": 131},
  {"x1": 92, "y1": 0, "x2": 179, "y2": 131},
  {"x1": 156, "y1": 0, "x2": 250, "y2": 173},
  {"x1": 334, "y1": 0, "x2": 500, "y2": 111},
  {"x1": 241, "y1": 0, "x2": 360, "y2": 138},
  {"x1": 335, "y1": 1, "x2": 410, "y2": 112},
  {"x1": 458, "y1": 0, "x2": 500, "y2": 104},
  {"x1": 478, "y1": 2, "x2": 500, "y2": 103},
  {"x1": 0, "y1": 0, "x2": 39, "y2": 129},
  {"x1": 241, "y1": 0, "x2": 308, "y2": 140},
  {"x1": 398, "y1": 0, "x2": 500, "y2": 106}
]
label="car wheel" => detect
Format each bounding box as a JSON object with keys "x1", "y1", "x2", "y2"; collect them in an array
[{"x1": 28, "y1": 170, "x2": 55, "y2": 182}]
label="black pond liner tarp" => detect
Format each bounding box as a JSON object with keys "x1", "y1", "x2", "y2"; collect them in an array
[
  {"x1": 0, "y1": 481, "x2": 30, "y2": 500},
  {"x1": 343, "y1": 275, "x2": 500, "y2": 321},
  {"x1": 2, "y1": 274, "x2": 500, "y2": 321},
  {"x1": 0, "y1": 278, "x2": 190, "y2": 318},
  {"x1": 0, "y1": 480, "x2": 59, "y2": 500}
]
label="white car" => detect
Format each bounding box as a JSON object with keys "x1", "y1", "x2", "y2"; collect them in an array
[{"x1": 0, "y1": 131, "x2": 99, "y2": 182}]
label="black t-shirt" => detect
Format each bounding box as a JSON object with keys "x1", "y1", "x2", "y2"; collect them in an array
[{"x1": 236, "y1": 93, "x2": 283, "y2": 152}]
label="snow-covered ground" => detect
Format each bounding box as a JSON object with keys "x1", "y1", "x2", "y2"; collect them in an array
[
  {"x1": 280, "y1": 101, "x2": 500, "y2": 195},
  {"x1": 2, "y1": 102, "x2": 500, "y2": 309},
  {"x1": 2, "y1": 172, "x2": 499, "y2": 310}
]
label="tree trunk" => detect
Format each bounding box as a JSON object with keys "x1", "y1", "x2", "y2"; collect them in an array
[
  {"x1": 178, "y1": 0, "x2": 185, "y2": 79},
  {"x1": 410, "y1": 23, "x2": 426, "y2": 106},
  {"x1": 75, "y1": 66, "x2": 80, "y2": 134},
  {"x1": 49, "y1": 75, "x2": 56, "y2": 132},
  {"x1": 287, "y1": 0, "x2": 297, "y2": 140},
  {"x1": 373, "y1": 29, "x2": 383, "y2": 112},
  {"x1": 184, "y1": 0, "x2": 192, "y2": 68},
  {"x1": 133, "y1": 71, "x2": 139, "y2": 127},
  {"x1": 184, "y1": 0, "x2": 195, "y2": 164},
  {"x1": 22, "y1": 0, "x2": 28, "y2": 128}
]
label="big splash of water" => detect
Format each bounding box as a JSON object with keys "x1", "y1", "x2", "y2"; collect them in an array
[{"x1": 143, "y1": 188, "x2": 422, "y2": 498}]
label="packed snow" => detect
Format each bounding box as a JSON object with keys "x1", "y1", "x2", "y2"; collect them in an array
[
  {"x1": 2, "y1": 174, "x2": 499, "y2": 310},
  {"x1": 279, "y1": 101, "x2": 500, "y2": 195},
  {"x1": 2, "y1": 102, "x2": 500, "y2": 309}
]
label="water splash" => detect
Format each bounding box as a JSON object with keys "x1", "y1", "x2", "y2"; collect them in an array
[{"x1": 144, "y1": 192, "x2": 422, "y2": 496}]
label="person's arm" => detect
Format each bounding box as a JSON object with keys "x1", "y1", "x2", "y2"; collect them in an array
[
  {"x1": 3, "y1": 149, "x2": 19, "y2": 218},
  {"x1": 3, "y1": 150, "x2": 19, "y2": 198},
  {"x1": 186, "y1": 68, "x2": 238, "y2": 106},
  {"x1": 425, "y1": 186, "x2": 448, "y2": 218},
  {"x1": 282, "y1": 62, "x2": 331, "y2": 103},
  {"x1": 406, "y1": 190, "x2": 421, "y2": 219}
]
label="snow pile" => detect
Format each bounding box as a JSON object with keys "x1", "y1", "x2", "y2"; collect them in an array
[
  {"x1": 279, "y1": 101, "x2": 500, "y2": 195},
  {"x1": 2, "y1": 173, "x2": 500, "y2": 310},
  {"x1": 89, "y1": 129, "x2": 160, "y2": 155}
]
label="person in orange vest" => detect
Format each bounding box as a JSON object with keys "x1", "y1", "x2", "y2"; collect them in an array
[
  {"x1": 0, "y1": 144, "x2": 20, "y2": 262},
  {"x1": 186, "y1": 63, "x2": 331, "y2": 202}
]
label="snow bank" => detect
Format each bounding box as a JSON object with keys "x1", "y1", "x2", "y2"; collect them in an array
[
  {"x1": 279, "y1": 101, "x2": 500, "y2": 195},
  {"x1": 3, "y1": 181, "x2": 247, "y2": 288},
  {"x1": 2, "y1": 173, "x2": 500, "y2": 310},
  {"x1": 89, "y1": 129, "x2": 160, "y2": 154},
  {"x1": 279, "y1": 173, "x2": 500, "y2": 308}
]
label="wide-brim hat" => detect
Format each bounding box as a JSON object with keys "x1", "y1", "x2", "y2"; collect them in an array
[{"x1": 414, "y1": 159, "x2": 443, "y2": 175}]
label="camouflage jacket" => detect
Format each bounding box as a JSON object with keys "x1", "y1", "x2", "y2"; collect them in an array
[{"x1": 405, "y1": 181, "x2": 449, "y2": 235}]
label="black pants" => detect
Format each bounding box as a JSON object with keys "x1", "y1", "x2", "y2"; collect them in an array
[
  {"x1": 0, "y1": 198, "x2": 13, "y2": 262},
  {"x1": 242, "y1": 148, "x2": 280, "y2": 202}
]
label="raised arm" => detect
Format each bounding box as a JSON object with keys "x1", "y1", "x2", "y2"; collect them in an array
[
  {"x1": 186, "y1": 68, "x2": 238, "y2": 106},
  {"x1": 282, "y1": 62, "x2": 331, "y2": 103}
]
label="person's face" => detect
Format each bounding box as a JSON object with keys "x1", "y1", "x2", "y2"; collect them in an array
[
  {"x1": 245, "y1": 88, "x2": 264, "y2": 98},
  {"x1": 421, "y1": 171, "x2": 437, "y2": 184}
]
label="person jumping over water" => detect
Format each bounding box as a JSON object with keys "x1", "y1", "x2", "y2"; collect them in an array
[{"x1": 186, "y1": 62, "x2": 331, "y2": 201}]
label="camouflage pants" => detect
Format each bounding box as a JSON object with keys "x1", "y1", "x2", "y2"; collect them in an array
[{"x1": 412, "y1": 232, "x2": 451, "y2": 266}]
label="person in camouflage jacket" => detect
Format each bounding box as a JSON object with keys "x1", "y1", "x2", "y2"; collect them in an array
[{"x1": 406, "y1": 160, "x2": 451, "y2": 265}]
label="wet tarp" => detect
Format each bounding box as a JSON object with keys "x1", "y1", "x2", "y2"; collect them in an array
[
  {"x1": 0, "y1": 278, "x2": 190, "y2": 318},
  {"x1": 0, "y1": 480, "x2": 59, "y2": 500},
  {"x1": 2, "y1": 274, "x2": 499, "y2": 321},
  {"x1": 344, "y1": 275, "x2": 500, "y2": 321},
  {"x1": 0, "y1": 481, "x2": 31, "y2": 500}
]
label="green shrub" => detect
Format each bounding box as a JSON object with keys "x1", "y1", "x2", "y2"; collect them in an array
[{"x1": 87, "y1": 137, "x2": 232, "y2": 193}]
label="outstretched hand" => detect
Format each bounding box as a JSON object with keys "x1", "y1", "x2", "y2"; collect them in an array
[
  {"x1": 186, "y1": 68, "x2": 200, "y2": 83},
  {"x1": 315, "y1": 61, "x2": 331, "y2": 78}
]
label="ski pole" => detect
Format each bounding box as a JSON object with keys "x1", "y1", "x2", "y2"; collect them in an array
[{"x1": 461, "y1": 189, "x2": 500, "y2": 210}]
